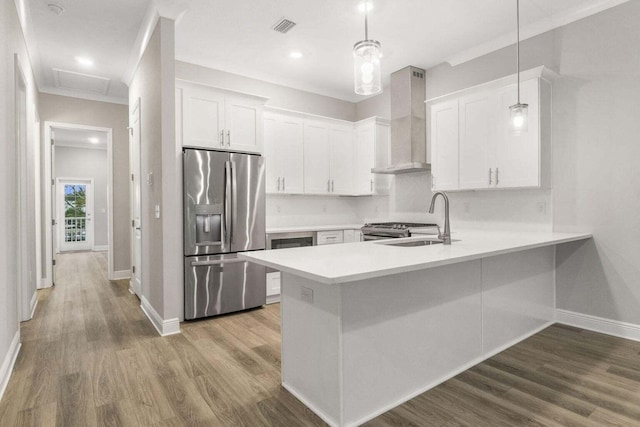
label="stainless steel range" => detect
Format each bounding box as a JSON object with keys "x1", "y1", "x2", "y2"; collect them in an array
[{"x1": 361, "y1": 222, "x2": 440, "y2": 241}]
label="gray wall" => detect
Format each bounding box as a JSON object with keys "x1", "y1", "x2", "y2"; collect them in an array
[
  {"x1": 176, "y1": 61, "x2": 357, "y2": 121},
  {"x1": 130, "y1": 17, "x2": 180, "y2": 321},
  {"x1": 55, "y1": 146, "x2": 108, "y2": 247},
  {"x1": 38, "y1": 93, "x2": 130, "y2": 273},
  {"x1": 358, "y1": 2, "x2": 640, "y2": 324}
]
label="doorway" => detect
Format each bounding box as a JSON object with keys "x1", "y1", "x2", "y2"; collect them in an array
[
  {"x1": 43, "y1": 122, "x2": 114, "y2": 286},
  {"x1": 57, "y1": 179, "x2": 94, "y2": 252}
]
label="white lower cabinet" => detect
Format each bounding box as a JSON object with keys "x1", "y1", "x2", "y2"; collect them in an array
[
  {"x1": 266, "y1": 271, "x2": 281, "y2": 304},
  {"x1": 316, "y1": 230, "x2": 344, "y2": 245}
]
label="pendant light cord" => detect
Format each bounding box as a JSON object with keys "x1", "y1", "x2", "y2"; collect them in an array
[
  {"x1": 364, "y1": 0, "x2": 369, "y2": 40},
  {"x1": 516, "y1": 0, "x2": 521, "y2": 104}
]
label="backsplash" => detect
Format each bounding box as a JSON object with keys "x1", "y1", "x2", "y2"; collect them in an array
[{"x1": 266, "y1": 194, "x2": 359, "y2": 228}]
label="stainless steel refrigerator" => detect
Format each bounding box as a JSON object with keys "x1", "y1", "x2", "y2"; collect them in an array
[{"x1": 183, "y1": 148, "x2": 266, "y2": 320}]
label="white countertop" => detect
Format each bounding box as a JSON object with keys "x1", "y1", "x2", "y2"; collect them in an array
[
  {"x1": 240, "y1": 230, "x2": 592, "y2": 284},
  {"x1": 266, "y1": 224, "x2": 363, "y2": 234}
]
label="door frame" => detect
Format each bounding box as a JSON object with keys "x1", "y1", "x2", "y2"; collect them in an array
[
  {"x1": 129, "y1": 98, "x2": 142, "y2": 297},
  {"x1": 43, "y1": 121, "x2": 114, "y2": 286},
  {"x1": 56, "y1": 178, "x2": 94, "y2": 253}
]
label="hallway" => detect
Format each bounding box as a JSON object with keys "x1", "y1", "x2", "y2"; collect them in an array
[{"x1": 0, "y1": 252, "x2": 317, "y2": 426}]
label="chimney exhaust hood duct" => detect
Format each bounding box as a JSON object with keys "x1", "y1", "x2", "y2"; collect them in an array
[{"x1": 372, "y1": 66, "x2": 429, "y2": 174}]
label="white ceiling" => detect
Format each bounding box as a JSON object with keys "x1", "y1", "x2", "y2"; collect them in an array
[
  {"x1": 53, "y1": 128, "x2": 108, "y2": 150},
  {"x1": 21, "y1": 0, "x2": 629, "y2": 104}
]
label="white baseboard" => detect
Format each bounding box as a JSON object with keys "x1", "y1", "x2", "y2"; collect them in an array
[
  {"x1": 266, "y1": 294, "x2": 281, "y2": 305},
  {"x1": 282, "y1": 382, "x2": 339, "y2": 427},
  {"x1": 556, "y1": 309, "x2": 640, "y2": 342},
  {"x1": 0, "y1": 331, "x2": 21, "y2": 402},
  {"x1": 112, "y1": 270, "x2": 131, "y2": 280},
  {"x1": 29, "y1": 292, "x2": 38, "y2": 320},
  {"x1": 39, "y1": 277, "x2": 52, "y2": 289},
  {"x1": 140, "y1": 296, "x2": 180, "y2": 337},
  {"x1": 92, "y1": 245, "x2": 108, "y2": 252}
]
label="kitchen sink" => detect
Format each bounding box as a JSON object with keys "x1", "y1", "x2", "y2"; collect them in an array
[{"x1": 375, "y1": 237, "x2": 458, "y2": 247}]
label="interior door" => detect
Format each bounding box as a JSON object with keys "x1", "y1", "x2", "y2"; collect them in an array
[
  {"x1": 130, "y1": 100, "x2": 142, "y2": 296},
  {"x1": 51, "y1": 130, "x2": 57, "y2": 285},
  {"x1": 58, "y1": 179, "x2": 93, "y2": 252}
]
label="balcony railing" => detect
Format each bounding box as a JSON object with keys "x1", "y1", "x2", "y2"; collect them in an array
[{"x1": 64, "y1": 217, "x2": 87, "y2": 243}]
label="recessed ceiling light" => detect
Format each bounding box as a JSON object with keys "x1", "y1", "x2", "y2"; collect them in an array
[
  {"x1": 75, "y1": 56, "x2": 94, "y2": 67},
  {"x1": 358, "y1": 1, "x2": 373, "y2": 12},
  {"x1": 290, "y1": 51, "x2": 303, "y2": 59},
  {"x1": 88, "y1": 137, "x2": 99, "y2": 144},
  {"x1": 47, "y1": 3, "x2": 64, "y2": 15}
]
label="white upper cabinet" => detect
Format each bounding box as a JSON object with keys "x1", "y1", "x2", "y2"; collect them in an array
[
  {"x1": 329, "y1": 124, "x2": 355, "y2": 195},
  {"x1": 177, "y1": 80, "x2": 267, "y2": 154},
  {"x1": 494, "y1": 78, "x2": 541, "y2": 188},
  {"x1": 303, "y1": 120, "x2": 332, "y2": 194},
  {"x1": 355, "y1": 118, "x2": 390, "y2": 195},
  {"x1": 459, "y1": 92, "x2": 494, "y2": 190},
  {"x1": 303, "y1": 118, "x2": 355, "y2": 195},
  {"x1": 430, "y1": 99, "x2": 459, "y2": 191},
  {"x1": 264, "y1": 112, "x2": 304, "y2": 194},
  {"x1": 428, "y1": 67, "x2": 553, "y2": 192}
]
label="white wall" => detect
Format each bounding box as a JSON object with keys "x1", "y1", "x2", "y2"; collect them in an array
[
  {"x1": 55, "y1": 146, "x2": 108, "y2": 247},
  {"x1": 129, "y1": 17, "x2": 180, "y2": 325},
  {"x1": 0, "y1": 0, "x2": 39, "y2": 399},
  {"x1": 38, "y1": 93, "x2": 130, "y2": 272}
]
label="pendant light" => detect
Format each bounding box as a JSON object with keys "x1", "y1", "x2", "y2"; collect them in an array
[
  {"x1": 353, "y1": 0, "x2": 382, "y2": 95},
  {"x1": 509, "y1": 0, "x2": 528, "y2": 135}
]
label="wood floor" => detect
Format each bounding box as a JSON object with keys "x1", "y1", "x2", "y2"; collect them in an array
[{"x1": 1, "y1": 252, "x2": 640, "y2": 426}]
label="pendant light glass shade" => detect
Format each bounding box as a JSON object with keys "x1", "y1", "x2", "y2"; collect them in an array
[
  {"x1": 354, "y1": 0, "x2": 382, "y2": 96},
  {"x1": 510, "y1": 103, "x2": 528, "y2": 135},
  {"x1": 353, "y1": 39, "x2": 382, "y2": 95},
  {"x1": 509, "y1": 0, "x2": 528, "y2": 135}
]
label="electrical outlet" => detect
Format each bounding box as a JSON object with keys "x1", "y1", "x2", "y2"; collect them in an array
[
  {"x1": 301, "y1": 286, "x2": 314, "y2": 304},
  {"x1": 537, "y1": 202, "x2": 547, "y2": 214}
]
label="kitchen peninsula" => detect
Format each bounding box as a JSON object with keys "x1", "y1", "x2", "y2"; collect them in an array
[{"x1": 240, "y1": 230, "x2": 591, "y2": 427}]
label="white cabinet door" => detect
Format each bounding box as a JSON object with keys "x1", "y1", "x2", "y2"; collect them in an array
[
  {"x1": 279, "y1": 115, "x2": 304, "y2": 194},
  {"x1": 225, "y1": 97, "x2": 262, "y2": 154},
  {"x1": 329, "y1": 124, "x2": 355, "y2": 195},
  {"x1": 182, "y1": 85, "x2": 224, "y2": 149},
  {"x1": 266, "y1": 271, "x2": 281, "y2": 298},
  {"x1": 430, "y1": 100, "x2": 459, "y2": 191},
  {"x1": 374, "y1": 121, "x2": 390, "y2": 195},
  {"x1": 264, "y1": 112, "x2": 304, "y2": 194},
  {"x1": 263, "y1": 113, "x2": 279, "y2": 193},
  {"x1": 304, "y1": 121, "x2": 331, "y2": 194},
  {"x1": 459, "y1": 92, "x2": 494, "y2": 190},
  {"x1": 494, "y1": 78, "x2": 540, "y2": 188},
  {"x1": 355, "y1": 124, "x2": 375, "y2": 195}
]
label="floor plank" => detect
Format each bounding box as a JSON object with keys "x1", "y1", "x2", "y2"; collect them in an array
[{"x1": 2, "y1": 251, "x2": 640, "y2": 426}]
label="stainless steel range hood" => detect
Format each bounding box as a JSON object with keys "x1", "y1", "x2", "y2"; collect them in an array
[{"x1": 372, "y1": 66, "x2": 429, "y2": 174}]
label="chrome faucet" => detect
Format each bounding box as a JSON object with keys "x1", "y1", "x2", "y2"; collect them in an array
[{"x1": 428, "y1": 191, "x2": 451, "y2": 245}]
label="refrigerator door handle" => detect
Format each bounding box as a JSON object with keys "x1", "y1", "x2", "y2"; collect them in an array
[
  {"x1": 231, "y1": 161, "x2": 238, "y2": 243},
  {"x1": 225, "y1": 161, "x2": 232, "y2": 247},
  {"x1": 190, "y1": 258, "x2": 245, "y2": 267}
]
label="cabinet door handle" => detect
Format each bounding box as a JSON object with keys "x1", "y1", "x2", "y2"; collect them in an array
[
  {"x1": 331, "y1": 180, "x2": 334, "y2": 193},
  {"x1": 496, "y1": 168, "x2": 500, "y2": 185},
  {"x1": 220, "y1": 130, "x2": 224, "y2": 146},
  {"x1": 226, "y1": 130, "x2": 231, "y2": 146},
  {"x1": 370, "y1": 179, "x2": 373, "y2": 192},
  {"x1": 277, "y1": 177, "x2": 281, "y2": 191},
  {"x1": 282, "y1": 177, "x2": 285, "y2": 191},
  {"x1": 327, "y1": 179, "x2": 330, "y2": 192},
  {"x1": 489, "y1": 168, "x2": 493, "y2": 185}
]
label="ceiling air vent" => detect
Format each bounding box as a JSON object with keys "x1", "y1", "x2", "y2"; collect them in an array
[{"x1": 272, "y1": 17, "x2": 296, "y2": 34}]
